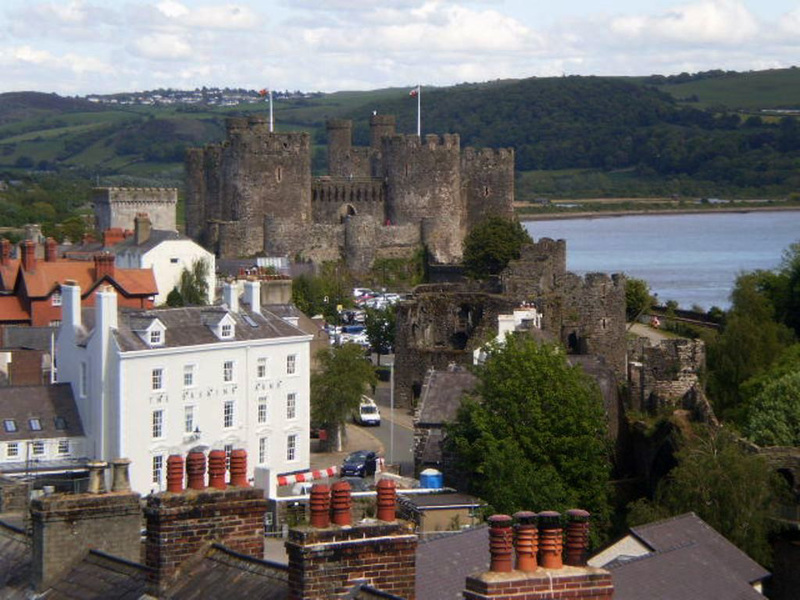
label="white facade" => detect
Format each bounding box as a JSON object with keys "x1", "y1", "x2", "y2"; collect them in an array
[
  {"x1": 56, "y1": 282, "x2": 311, "y2": 494},
  {"x1": 115, "y1": 237, "x2": 216, "y2": 305}
]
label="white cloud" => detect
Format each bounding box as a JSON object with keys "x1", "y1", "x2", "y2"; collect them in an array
[
  {"x1": 132, "y1": 33, "x2": 193, "y2": 60},
  {"x1": 152, "y1": 1, "x2": 261, "y2": 30}
]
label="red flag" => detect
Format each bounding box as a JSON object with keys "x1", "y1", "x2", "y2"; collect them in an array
[
  {"x1": 409, "y1": 87, "x2": 418, "y2": 97},
  {"x1": 258, "y1": 89, "x2": 268, "y2": 97}
]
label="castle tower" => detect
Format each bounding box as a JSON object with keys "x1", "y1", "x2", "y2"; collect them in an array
[
  {"x1": 382, "y1": 133, "x2": 464, "y2": 263},
  {"x1": 461, "y1": 147, "x2": 516, "y2": 230},
  {"x1": 327, "y1": 119, "x2": 354, "y2": 177},
  {"x1": 369, "y1": 114, "x2": 397, "y2": 150}
]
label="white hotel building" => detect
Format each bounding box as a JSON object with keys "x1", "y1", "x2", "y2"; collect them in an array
[{"x1": 56, "y1": 280, "x2": 311, "y2": 494}]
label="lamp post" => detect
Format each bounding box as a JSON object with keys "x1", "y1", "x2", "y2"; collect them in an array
[{"x1": 389, "y1": 361, "x2": 395, "y2": 467}]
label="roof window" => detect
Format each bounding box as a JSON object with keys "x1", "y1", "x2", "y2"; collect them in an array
[
  {"x1": 54, "y1": 416, "x2": 67, "y2": 430},
  {"x1": 29, "y1": 418, "x2": 42, "y2": 431},
  {"x1": 3, "y1": 419, "x2": 17, "y2": 433}
]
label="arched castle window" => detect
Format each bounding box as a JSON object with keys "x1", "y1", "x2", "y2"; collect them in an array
[{"x1": 275, "y1": 166, "x2": 283, "y2": 183}]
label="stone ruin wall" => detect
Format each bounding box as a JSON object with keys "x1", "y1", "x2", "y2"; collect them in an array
[
  {"x1": 311, "y1": 177, "x2": 385, "y2": 223},
  {"x1": 93, "y1": 187, "x2": 178, "y2": 233},
  {"x1": 502, "y1": 238, "x2": 568, "y2": 298},
  {"x1": 628, "y1": 338, "x2": 706, "y2": 413}
]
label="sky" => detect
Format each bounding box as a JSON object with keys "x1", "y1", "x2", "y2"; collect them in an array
[{"x1": 1, "y1": 0, "x2": 800, "y2": 96}]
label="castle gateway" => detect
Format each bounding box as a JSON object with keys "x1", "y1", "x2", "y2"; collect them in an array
[{"x1": 185, "y1": 114, "x2": 515, "y2": 271}]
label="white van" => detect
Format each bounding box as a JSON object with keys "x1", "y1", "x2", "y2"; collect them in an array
[{"x1": 353, "y1": 396, "x2": 381, "y2": 426}]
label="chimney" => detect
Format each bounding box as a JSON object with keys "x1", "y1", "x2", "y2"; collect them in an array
[
  {"x1": 93, "y1": 252, "x2": 116, "y2": 280},
  {"x1": 20, "y1": 240, "x2": 36, "y2": 271},
  {"x1": 464, "y1": 510, "x2": 613, "y2": 600},
  {"x1": 208, "y1": 449, "x2": 227, "y2": 490},
  {"x1": 86, "y1": 460, "x2": 108, "y2": 493},
  {"x1": 186, "y1": 450, "x2": 206, "y2": 490},
  {"x1": 134, "y1": 213, "x2": 152, "y2": 245},
  {"x1": 103, "y1": 228, "x2": 127, "y2": 247},
  {"x1": 229, "y1": 448, "x2": 249, "y2": 487},
  {"x1": 376, "y1": 478, "x2": 397, "y2": 522},
  {"x1": 222, "y1": 281, "x2": 239, "y2": 312},
  {"x1": 61, "y1": 280, "x2": 82, "y2": 331},
  {"x1": 565, "y1": 509, "x2": 591, "y2": 567},
  {"x1": 31, "y1": 470, "x2": 141, "y2": 591},
  {"x1": 286, "y1": 481, "x2": 417, "y2": 599},
  {"x1": 95, "y1": 285, "x2": 118, "y2": 333},
  {"x1": 144, "y1": 450, "x2": 267, "y2": 591},
  {"x1": 167, "y1": 454, "x2": 185, "y2": 493},
  {"x1": 45, "y1": 237, "x2": 58, "y2": 262},
  {"x1": 1, "y1": 238, "x2": 10, "y2": 266},
  {"x1": 243, "y1": 279, "x2": 261, "y2": 314},
  {"x1": 111, "y1": 458, "x2": 132, "y2": 493}
]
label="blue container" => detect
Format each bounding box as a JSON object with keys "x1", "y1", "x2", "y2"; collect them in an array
[{"x1": 419, "y1": 468, "x2": 443, "y2": 489}]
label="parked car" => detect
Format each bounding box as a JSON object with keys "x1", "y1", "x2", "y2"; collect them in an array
[
  {"x1": 353, "y1": 396, "x2": 381, "y2": 426},
  {"x1": 340, "y1": 450, "x2": 378, "y2": 477}
]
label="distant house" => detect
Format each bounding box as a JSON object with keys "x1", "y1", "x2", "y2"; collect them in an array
[
  {"x1": 56, "y1": 280, "x2": 312, "y2": 494},
  {"x1": 590, "y1": 512, "x2": 770, "y2": 599},
  {"x1": 0, "y1": 238, "x2": 156, "y2": 327},
  {"x1": 0, "y1": 383, "x2": 87, "y2": 478}
]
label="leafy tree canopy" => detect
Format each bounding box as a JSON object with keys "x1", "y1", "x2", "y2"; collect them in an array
[
  {"x1": 311, "y1": 343, "x2": 377, "y2": 451},
  {"x1": 291, "y1": 261, "x2": 353, "y2": 322},
  {"x1": 365, "y1": 306, "x2": 396, "y2": 365},
  {"x1": 178, "y1": 257, "x2": 210, "y2": 305},
  {"x1": 463, "y1": 217, "x2": 532, "y2": 279},
  {"x1": 624, "y1": 277, "x2": 653, "y2": 321},
  {"x1": 446, "y1": 335, "x2": 611, "y2": 535},
  {"x1": 744, "y1": 370, "x2": 800, "y2": 447},
  {"x1": 628, "y1": 427, "x2": 786, "y2": 566}
]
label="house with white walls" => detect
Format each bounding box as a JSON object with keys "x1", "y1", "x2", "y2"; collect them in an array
[
  {"x1": 56, "y1": 279, "x2": 311, "y2": 494},
  {"x1": 113, "y1": 214, "x2": 216, "y2": 305}
]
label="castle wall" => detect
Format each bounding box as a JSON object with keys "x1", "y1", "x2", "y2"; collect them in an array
[
  {"x1": 93, "y1": 187, "x2": 177, "y2": 233},
  {"x1": 502, "y1": 238, "x2": 568, "y2": 298},
  {"x1": 264, "y1": 217, "x2": 343, "y2": 264},
  {"x1": 382, "y1": 134, "x2": 464, "y2": 264},
  {"x1": 311, "y1": 178, "x2": 385, "y2": 223},
  {"x1": 461, "y1": 147, "x2": 515, "y2": 230},
  {"x1": 628, "y1": 338, "x2": 706, "y2": 413}
]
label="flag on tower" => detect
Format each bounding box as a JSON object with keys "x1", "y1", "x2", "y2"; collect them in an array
[
  {"x1": 258, "y1": 88, "x2": 268, "y2": 97},
  {"x1": 409, "y1": 87, "x2": 419, "y2": 97}
]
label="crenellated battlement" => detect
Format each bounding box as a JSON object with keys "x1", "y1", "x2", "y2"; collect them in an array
[
  {"x1": 462, "y1": 146, "x2": 514, "y2": 162},
  {"x1": 311, "y1": 177, "x2": 385, "y2": 203},
  {"x1": 383, "y1": 133, "x2": 461, "y2": 151}
]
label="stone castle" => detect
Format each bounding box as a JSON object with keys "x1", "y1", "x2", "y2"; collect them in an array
[{"x1": 185, "y1": 114, "x2": 515, "y2": 270}]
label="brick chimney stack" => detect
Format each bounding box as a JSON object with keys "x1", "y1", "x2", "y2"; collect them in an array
[
  {"x1": 30, "y1": 461, "x2": 140, "y2": 592},
  {"x1": 134, "y1": 212, "x2": 152, "y2": 245},
  {"x1": 45, "y1": 237, "x2": 58, "y2": 262},
  {"x1": 93, "y1": 252, "x2": 116, "y2": 280},
  {"x1": 145, "y1": 449, "x2": 267, "y2": 591},
  {"x1": 286, "y1": 480, "x2": 417, "y2": 599},
  {"x1": 463, "y1": 510, "x2": 613, "y2": 600},
  {"x1": 20, "y1": 240, "x2": 36, "y2": 271}
]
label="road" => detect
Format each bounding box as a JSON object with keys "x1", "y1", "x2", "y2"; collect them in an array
[{"x1": 371, "y1": 380, "x2": 415, "y2": 477}]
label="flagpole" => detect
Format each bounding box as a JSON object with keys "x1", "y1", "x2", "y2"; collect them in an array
[
  {"x1": 269, "y1": 90, "x2": 274, "y2": 133},
  {"x1": 417, "y1": 84, "x2": 421, "y2": 138}
]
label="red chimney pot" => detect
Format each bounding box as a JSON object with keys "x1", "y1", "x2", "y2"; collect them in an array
[
  {"x1": 186, "y1": 450, "x2": 206, "y2": 490},
  {"x1": 93, "y1": 252, "x2": 115, "y2": 280},
  {"x1": 330, "y1": 481, "x2": 352, "y2": 526},
  {"x1": 376, "y1": 478, "x2": 397, "y2": 522},
  {"x1": 229, "y1": 449, "x2": 249, "y2": 487},
  {"x1": 488, "y1": 514, "x2": 514, "y2": 573},
  {"x1": 513, "y1": 511, "x2": 539, "y2": 572},
  {"x1": 310, "y1": 483, "x2": 331, "y2": 528},
  {"x1": 20, "y1": 240, "x2": 36, "y2": 271},
  {"x1": 45, "y1": 237, "x2": 58, "y2": 262},
  {"x1": 166, "y1": 455, "x2": 184, "y2": 493},
  {"x1": 565, "y1": 509, "x2": 591, "y2": 567},
  {"x1": 538, "y1": 511, "x2": 563, "y2": 569},
  {"x1": 208, "y1": 449, "x2": 227, "y2": 490}
]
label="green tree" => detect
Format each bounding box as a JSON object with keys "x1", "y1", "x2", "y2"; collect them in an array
[
  {"x1": 291, "y1": 261, "x2": 352, "y2": 321},
  {"x1": 744, "y1": 370, "x2": 800, "y2": 447},
  {"x1": 364, "y1": 306, "x2": 396, "y2": 366},
  {"x1": 446, "y1": 335, "x2": 611, "y2": 535},
  {"x1": 311, "y1": 343, "x2": 377, "y2": 451},
  {"x1": 166, "y1": 287, "x2": 184, "y2": 307},
  {"x1": 628, "y1": 427, "x2": 784, "y2": 566},
  {"x1": 178, "y1": 258, "x2": 210, "y2": 305},
  {"x1": 625, "y1": 277, "x2": 653, "y2": 321},
  {"x1": 463, "y1": 217, "x2": 532, "y2": 279}
]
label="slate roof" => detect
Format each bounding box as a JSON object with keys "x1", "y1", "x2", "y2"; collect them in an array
[
  {"x1": 109, "y1": 305, "x2": 308, "y2": 352},
  {"x1": 42, "y1": 550, "x2": 151, "y2": 600},
  {"x1": 415, "y1": 525, "x2": 489, "y2": 600},
  {"x1": 416, "y1": 368, "x2": 477, "y2": 425},
  {"x1": 112, "y1": 229, "x2": 189, "y2": 255},
  {"x1": 605, "y1": 513, "x2": 770, "y2": 600},
  {"x1": 1, "y1": 325, "x2": 57, "y2": 351},
  {"x1": 166, "y1": 544, "x2": 289, "y2": 599},
  {"x1": 0, "y1": 383, "x2": 84, "y2": 442}
]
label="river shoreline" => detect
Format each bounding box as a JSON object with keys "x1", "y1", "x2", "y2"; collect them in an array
[{"x1": 518, "y1": 204, "x2": 800, "y2": 222}]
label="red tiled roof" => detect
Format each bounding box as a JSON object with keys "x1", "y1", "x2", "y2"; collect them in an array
[
  {"x1": 0, "y1": 259, "x2": 20, "y2": 292},
  {"x1": 0, "y1": 295, "x2": 29, "y2": 322},
  {"x1": 20, "y1": 261, "x2": 156, "y2": 299}
]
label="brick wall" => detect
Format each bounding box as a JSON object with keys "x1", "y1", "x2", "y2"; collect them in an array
[
  {"x1": 463, "y1": 568, "x2": 614, "y2": 600},
  {"x1": 286, "y1": 521, "x2": 417, "y2": 599},
  {"x1": 30, "y1": 491, "x2": 142, "y2": 591},
  {"x1": 144, "y1": 487, "x2": 267, "y2": 590}
]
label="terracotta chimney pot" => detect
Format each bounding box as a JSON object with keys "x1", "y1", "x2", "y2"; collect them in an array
[
  {"x1": 513, "y1": 511, "x2": 539, "y2": 572},
  {"x1": 488, "y1": 514, "x2": 514, "y2": 573},
  {"x1": 330, "y1": 481, "x2": 352, "y2": 526},
  {"x1": 1, "y1": 238, "x2": 10, "y2": 265},
  {"x1": 310, "y1": 483, "x2": 331, "y2": 528},
  {"x1": 20, "y1": 240, "x2": 36, "y2": 271},
  {"x1": 538, "y1": 511, "x2": 563, "y2": 569},
  {"x1": 229, "y1": 449, "x2": 249, "y2": 487},
  {"x1": 45, "y1": 237, "x2": 58, "y2": 262},
  {"x1": 208, "y1": 449, "x2": 227, "y2": 490},
  {"x1": 110, "y1": 458, "x2": 132, "y2": 492},
  {"x1": 166, "y1": 455, "x2": 185, "y2": 493},
  {"x1": 186, "y1": 450, "x2": 206, "y2": 490},
  {"x1": 376, "y1": 478, "x2": 397, "y2": 522},
  {"x1": 565, "y1": 509, "x2": 591, "y2": 567}
]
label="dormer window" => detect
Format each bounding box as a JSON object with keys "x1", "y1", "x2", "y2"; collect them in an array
[
  {"x1": 136, "y1": 318, "x2": 166, "y2": 347},
  {"x1": 51, "y1": 290, "x2": 62, "y2": 306},
  {"x1": 221, "y1": 323, "x2": 232, "y2": 338},
  {"x1": 150, "y1": 330, "x2": 162, "y2": 345}
]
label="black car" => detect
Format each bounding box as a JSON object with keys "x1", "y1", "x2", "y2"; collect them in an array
[{"x1": 340, "y1": 450, "x2": 378, "y2": 477}]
